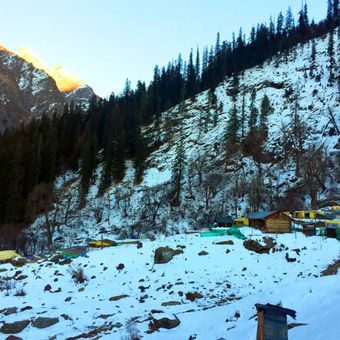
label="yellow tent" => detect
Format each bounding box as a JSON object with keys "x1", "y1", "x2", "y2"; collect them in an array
[
  {"x1": 332, "y1": 206, "x2": 340, "y2": 212},
  {"x1": 0, "y1": 250, "x2": 21, "y2": 262}
]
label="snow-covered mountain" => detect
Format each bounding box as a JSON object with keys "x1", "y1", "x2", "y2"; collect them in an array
[
  {"x1": 16, "y1": 46, "x2": 97, "y2": 106},
  {"x1": 0, "y1": 44, "x2": 97, "y2": 132},
  {"x1": 0, "y1": 44, "x2": 65, "y2": 132}
]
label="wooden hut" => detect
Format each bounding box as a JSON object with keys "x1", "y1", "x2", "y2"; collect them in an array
[
  {"x1": 249, "y1": 211, "x2": 292, "y2": 234},
  {"x1": 325, "y1": 220, "x2": 340, "y2": 238},
  {"x1": 255, "y1": 303, "x2": 296, "y2": 340},
  {"x1": 302, "y1": 223, "x2": 316, "y2": 236}
]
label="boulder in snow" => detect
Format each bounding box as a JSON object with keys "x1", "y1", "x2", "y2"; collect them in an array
[
  {"x1": 32, "y1": 317, "x2": 59, "y2": 329},
  {"x1": 154, "y1": 247, "x2": 183, "y2": 264},
  {"x1": 0, "y1": 320, "x2": 30, "y2": 334}
]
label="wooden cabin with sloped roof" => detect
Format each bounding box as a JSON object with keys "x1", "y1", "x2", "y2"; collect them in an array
[{"x1": 249, "y1": 211, "x2": 292, "y2": 233}]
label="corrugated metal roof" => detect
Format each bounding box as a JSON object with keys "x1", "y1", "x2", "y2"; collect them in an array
[
  {"x1": 248, "y1": 211, "x2": 277, "y2": 220},
  {"x1": 255, "y1": 303, "x2": 296, "y2": 318}
]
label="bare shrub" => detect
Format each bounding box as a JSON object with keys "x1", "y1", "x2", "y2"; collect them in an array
[
  {"x1": 15, "y1": 286, "x2": 26, "y2": 296},
  {"x1": 68, "y1": 265, "x2": 87, "y2": 284},
  {"x1": 121, "y1": 318, "x2": 141, "y2": 340},
  {"x1": 1, "y1": 277, "x2": 16, "y2": 296}
]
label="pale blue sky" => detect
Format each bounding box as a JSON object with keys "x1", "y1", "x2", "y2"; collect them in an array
[{"x1": 0, "y1": 1, "x2": 327, "y2": 97}]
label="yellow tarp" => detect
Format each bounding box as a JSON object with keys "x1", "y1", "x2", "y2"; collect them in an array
[
  {"x1": 234, "y1": 217, "x2": 249, "y2": 226},
  {"x1": 0, "y1": 250, "x2": 20, "y2": 261},
  {"x1": 87, "y1": 240, "x2": 113, "y2": 247}
]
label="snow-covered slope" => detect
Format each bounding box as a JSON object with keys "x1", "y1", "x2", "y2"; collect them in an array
[{"x1": 1, "y1": 230, "x2": 339, "y2": 339}]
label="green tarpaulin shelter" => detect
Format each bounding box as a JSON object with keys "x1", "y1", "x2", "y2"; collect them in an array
[{"x1": 201, "y1": 227, "x2": 247, "y2": 240}]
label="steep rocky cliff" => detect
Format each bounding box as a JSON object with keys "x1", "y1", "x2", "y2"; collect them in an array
[{"x1": 0, "y1": 45, "x2": 65, "y2": 132}]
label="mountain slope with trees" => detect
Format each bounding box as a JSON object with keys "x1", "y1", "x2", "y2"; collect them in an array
[{"x1": 1, "y1": 1, "x2": 340, "y2": 252}]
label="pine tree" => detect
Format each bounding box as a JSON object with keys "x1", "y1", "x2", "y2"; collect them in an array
[
  {"x1": 260, "y1": 94, "x2": 272, "y2": 133},
  {"x1": 269, "y1": 16, "x2": 275, "y2": 40},
  {"x1": 230, "y1": 73, "x2": 239, "y2": 99},
  {"x1": 285, "y1": 6, "x2": 295, "y2": 32},
  {"x1": 133, "y1": 126, "x2": 147, "y2": 184},
  {"x1": 328, "y1": 29, "x2": 335, "y2": 83},
  {"x1": 172, "y1": 127, "x2": 186, "y2": 205},
  {"x1": 112, "y1": 106, "x2": 126, "y2": 182},
  {"x1": 248, "y1": 90, "x2": 258, "y2": 131},
  {"x1": 277, "y1": 11, "x2": 284, "y2": 37},
  {"x1": 207, "y1": 88, "x2": 217, "y2": 129},
  {"x1": 303, "y1": 3, "x2": 309, "y2": 27},
  {"x1": 5, "y1": 139, "x2": 25, "y2": 223},
  {"x1": 99, "y1": 128, "x2": 114, "y2": 194},
  {"x1": 232, "y1": 32, "x2": 236, "y2": 50},
  {"x1": 298, "y1": 3, "x2": 309, "y2": 39},
  {"x1": 310, "y1": 38, "x2": 317, "y2": 77},
  {"x1": 164, "y1": 115, "x2": 174, "y2": 149},
  {"x1": 334, "y1": 0, "x2": 339, "y2": 19},
  {"x1": 215, "y1": 32, "x2": 221, "y2": 55},
  {"x1": 225, "y1": 103, "x2": 239, "y2": 145},
  {"x1": 79, "y1": 126, "x2": 97, "y2": 206},
  {"x1": 41, "y1": 122, "x2": 58, "y2": 184},
  {"x1": 213, "y1": 102, "x2": 223, "y2": 127},
  {"x1": 202, "y1": 47, "x2": 208, "y2": 73},
  {"x1": 237, "y1": 27, "x2": 244, "y2": 48},
  {"x1": 195, "y1": 47, "x2": 200, "y2": 84},
  {"x1": 328, "y1": 0, "x2": 334, "y2": 22},
  {"x1": 186, "y1": 49, "x2": 197, "y2": 99},
  {"x1": 241, "y1": 93, "x2": 246, "y2": 137},
  {"x1": 250, "y1": 26, "x2": 256, "y2": 44}
]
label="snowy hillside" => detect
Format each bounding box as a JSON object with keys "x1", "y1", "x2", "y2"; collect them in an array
[
  {"x1": 26, "y1": 30, "x2": 340, "y2": 247},
  {"x1": 1, "y1": 230, "x2": 339, "y2": 339}
]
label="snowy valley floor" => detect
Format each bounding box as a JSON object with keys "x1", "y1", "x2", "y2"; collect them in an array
[{"x1": 1, "y1": 228, "x2": 340, "y2": 340}]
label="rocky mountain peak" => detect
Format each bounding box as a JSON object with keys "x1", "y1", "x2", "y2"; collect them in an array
[{"x1": 16, "y1": 46, "x2": 86, "y2": 93}]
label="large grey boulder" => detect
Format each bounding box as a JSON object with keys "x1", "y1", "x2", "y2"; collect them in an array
[
  {"x1": 0, "y1": 320, "x2": 30, "y2": 334},
  {"x1": 243, "y1": 239, "x2": 274, "y2": 254},
  {"x1": 32, "y1": 317, "x2": 59, "y2": 329},
  {"x1": 154, "y1": 247, "x2": 183, "y2": 264}
]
